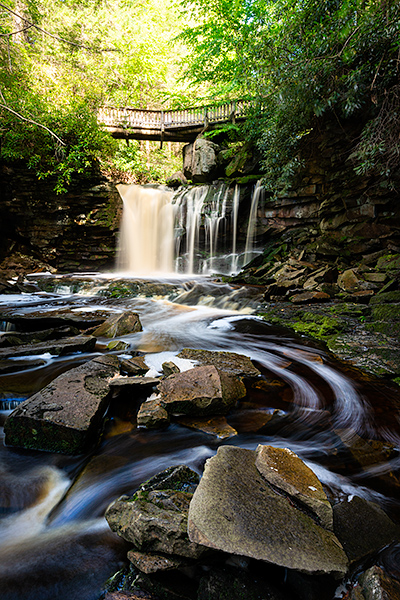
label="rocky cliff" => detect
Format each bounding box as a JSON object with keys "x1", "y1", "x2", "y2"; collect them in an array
[{"x1": 0, "y1": 162, "x2": 122, "y2": 273}]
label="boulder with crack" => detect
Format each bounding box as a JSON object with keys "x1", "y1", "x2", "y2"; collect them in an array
[{"x1": 188, "y1": 445, "x2": 348, "y2": 576}]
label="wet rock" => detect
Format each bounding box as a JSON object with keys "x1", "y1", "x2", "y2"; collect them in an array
[
  {"x1": 161, "y1": 361, "x2": 180, "y2": 377},
  {"x1": 92, "y1": 311, "x2": 142, "y2": 338},
  {"x1": 177, "y1": 348, "x2": 261, "y2": 378},
  {"x1": 290, "y1": 291, "x2": 330, "y2": 304},
  {"x1": 348, "y1": 565, "x2": 400, "y2": 600},
  {"x1": 157, "y1": 365, "x2": 246, "y2": 416},
  {"x1": 255, "y1": 445, "x2": 333, "y2": 529},
  {"x1": 0, "y1": 335, "x2": 97, "y2": 359},
  {"x1": 107, "y1": 340, "x2": 130, "y2": 351},
  {"x1": 4, "y1": 355, "x2": 119, "y2": 454},
  {"x1": 333, "y1": 496, "x2": 399, "y2": 563},
  {"x1": 138, "y1": 466, "x2": 199, "y2": 496},
  {"x1": 0, "y1": 357, "x2": 46, "y2": 375},
  {"x1": 175, "y1": 415, "x2": 237, "y2": 439},
  {"x1": 166, "y1": 171, "x2": 188, "y2": 187},
  {"x1": 0, "y1": 308, "x2": 110, "y2": 332},
  {"x1": 109, "y1": 377, "x2": 161, "y2": 393},
  {"x1": 137, "y1": 397, "x2": 170, "y2": 429},
  {"x1": 106, "y1": 488, "x2": 205, "y2": 559},
  {"x1": 188, "y1": 445, "x2": 348, "y2": 576},
  {"x1": 127, "y1": 550, "x2": 188, "y2": 574},
  {"x1": 0, "y1": 325, "x2": 80, "y2": 347},
  {"x1": 121, "y1": 356, "x2": 149, "y2": 375}
]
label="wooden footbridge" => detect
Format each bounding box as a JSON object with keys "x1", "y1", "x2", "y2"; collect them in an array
[{"x1": 98, "y1": 99, "x2": 254, "y2": 145}]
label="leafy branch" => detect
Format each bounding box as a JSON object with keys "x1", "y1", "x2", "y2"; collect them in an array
[{"x1": 0, "y1": 1, "x2": 119, "y2": 52}]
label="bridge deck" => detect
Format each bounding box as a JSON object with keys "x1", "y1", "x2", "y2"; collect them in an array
[{"x1": 98, "y1": 100, "x2": 254, "y2": 143}]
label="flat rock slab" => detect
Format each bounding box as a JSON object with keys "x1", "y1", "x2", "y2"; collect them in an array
[
  {"x1": 188, "y1": 445, "x2": 348, "y2": 576},
  {"x1": 4, "y1": 355, "x2": 119, "y2": 454},
  {"x1": 157, "y1": 365, "x2": 246, "y2": 416},
  {"x1": 92, "y1": 311, "x2": 142, "y2": 338},
  {"x1": 0, "y1": 308, "x2": 111, "y2": 331},
  {"x1": 175, "y1": 415, "x2": 237, "y2": 439},
  {"x1": 0, "y1": 335, "x2": 97, "y2": 359},
  {"x1": 120, "y1": 356, "x2": 148, "y2": 375},
  {"x1": 127, "y1": 550, "x2": 188, "y2": 574},
  {"x1": 255, "y1": 445, "x2": 333, "y2": 529},
  {"x1": 109, "y1": 377, "x2": 161, "y2": 391},
  {"x1": 177, "y1": 348, "x2": 261, "y2": 378},
  {"x1": 0, "y1": 358, "x2": 46, "y2": 375}
]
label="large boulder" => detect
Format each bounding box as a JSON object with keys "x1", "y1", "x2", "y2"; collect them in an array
[
  {"x1": 183, "y1": 138, "x2": 221, "y2": 183},
  {"x1": 188, "y1": 445, "x2": 348, "y2": 576},
  {"x1": 92, "y1": 311, "x2": 142, "y2": 338},
  {"x1": 4, "y1": 355, "x2": 119, "y2": 454},
  {"x1": 157, "y1": 365, "x2": 246, "y2": 416}
]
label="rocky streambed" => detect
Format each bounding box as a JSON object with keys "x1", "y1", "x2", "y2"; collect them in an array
[{"x1": 0, "y1": 274, "x2": 400, "y2": 600}]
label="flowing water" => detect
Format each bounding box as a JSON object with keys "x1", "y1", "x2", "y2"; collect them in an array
[
  {"x1": 116, "y1": 182, "x2": 262, "y2": 276},
  {"x1": 1, "y1": 182, "x2": 399, "y2": 599},
  {"x1": 0, "y1": 274, "x2": 400, "y2": 600}
]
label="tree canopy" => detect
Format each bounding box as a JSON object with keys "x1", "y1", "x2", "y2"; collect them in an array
[
  {"x1": 180, "y1": 0, "x2": 400, "y2": 188},
  {"x1": 0, "y1": 0, "x2": 193, "y2": 190}
]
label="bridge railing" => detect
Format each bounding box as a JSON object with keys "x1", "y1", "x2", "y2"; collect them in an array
[{"x1": 98, "y1": 99, "x2": 256, "y2": 130}]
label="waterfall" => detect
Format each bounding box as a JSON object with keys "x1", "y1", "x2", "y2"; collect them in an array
[
  {"x1": 244, "y1": 180, "x2": 263, "y2": 266},
  {"x1": 116, "y1": 185, "x2": 175, "y2": 274},
  {"x1": 116, "y1": 181, "x2": 262, "y2": 276},
  {"x1": 230, "y1": 184, "x2": 240, "y2": 273}
]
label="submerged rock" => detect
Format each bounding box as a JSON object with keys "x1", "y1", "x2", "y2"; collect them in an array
[
  {"x1": 4, "y1": 355, "x2": 119, "y2": 454},
  {"x1": 92, "y1": 311, "x2": 142, "y2": 338},
  {"x1": 157, "y1": 365, "x2": 246, "y2": 416},
  {"x1": 188, "y1": 445, "x2": 348, "y2": 576},
  {"x1": 348, "y1": 565, "x2": 400, "y2": 600}
]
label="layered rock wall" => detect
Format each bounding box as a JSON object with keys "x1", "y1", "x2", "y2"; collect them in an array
[
  {"x1": 0, "y1": 162, "x2": 122, "y2": 272},
  {"x1": 254, "y1": 119, "x2": 400, "y2": 259}
]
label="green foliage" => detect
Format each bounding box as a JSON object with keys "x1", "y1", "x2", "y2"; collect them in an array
[
  {"x1": 0, "y1": 0, "x2": 192, "y2": 190},
  {"x1": 180, "y1": 0, "x2": 400, "y2": 188}
]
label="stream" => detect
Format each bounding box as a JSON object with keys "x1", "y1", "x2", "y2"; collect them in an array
[{"x1": 1, "y1": 274, "x2": 400, "y2": 600}]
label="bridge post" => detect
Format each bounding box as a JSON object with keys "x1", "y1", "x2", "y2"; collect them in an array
[
  {"x1": 160, "y1": 110, "x2": 165, "y2": 149},
  {"x1": 231, "y1": 101, "x2": 236, "y2": 124}
]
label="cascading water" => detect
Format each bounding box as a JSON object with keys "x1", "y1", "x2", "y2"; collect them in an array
[
  {"x1": 116, "y1": 181, "x2": 262, "y2": 276},
  {"x1": 244, "y1": 179, "x2": 263, "y2": 265},
  {"x1": 116, "y1": 184, "x2": 175, "y2": 273}
]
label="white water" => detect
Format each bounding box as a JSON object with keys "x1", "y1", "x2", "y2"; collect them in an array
[
  {"x1": 116, "y1": 184, "x2": 175, "y2": 273},
  {"x1": 244, "y1": 180, "x2": 263, "y2": 265},
  {"x1": 116, "y1": 182, "x2": 261, "y2": 276}
]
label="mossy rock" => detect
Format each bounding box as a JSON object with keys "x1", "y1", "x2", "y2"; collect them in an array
[
  {"x1": 370, "y1": 291, "x2": 400, "y2": 305},
  {"x1": 376, "y1": 254, "x2": 400, "y2": 272},
  {"x1": 371, "y1": 304, "x2": 400, "y2": 322}
]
